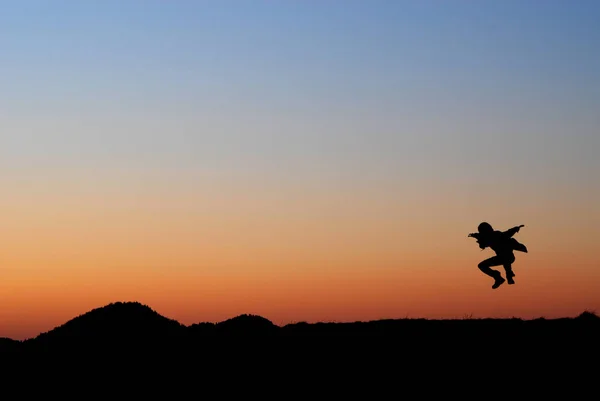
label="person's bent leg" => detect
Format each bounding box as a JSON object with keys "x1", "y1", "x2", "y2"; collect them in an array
[
  {"x1": 478, "y1": 257, "x2": 505, "y2": 289},
  {"x1": 478, "y1": 256, "x2": 502, "y2": 277}
]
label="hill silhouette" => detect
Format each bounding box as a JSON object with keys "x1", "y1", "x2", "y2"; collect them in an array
[
  {"x1": 26, "y1": 301, "x2": 187, "y2": 352},
  {"x1": 2, "y1": 302, "x2": 598, "y2": 357},
  {"x1": 2, "y1": 301, "x2": 598, "y2": 392},
  {"x1": 189, "y1": 313, "x2": 279, "y2": 337}
]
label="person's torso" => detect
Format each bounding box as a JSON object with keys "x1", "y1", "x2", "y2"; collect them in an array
[{"x1": 488, "y1": 231, "x2": 514, "y2": 255}]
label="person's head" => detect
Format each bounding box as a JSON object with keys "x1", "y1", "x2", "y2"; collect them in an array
[{"x1": 478, "y1": 222, "x2": 493, "y2": 234}]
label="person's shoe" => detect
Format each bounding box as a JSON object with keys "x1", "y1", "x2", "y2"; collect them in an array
[
  {"x1": 507, "y1": 271, "x2": 515, "y2": 285},
  {"x1": 492, "y1": 276, "x2": 506, "y2": 289}
]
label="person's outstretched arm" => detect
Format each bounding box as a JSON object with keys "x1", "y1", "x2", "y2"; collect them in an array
[
  {"x1": 503, "y1": 225, "x2": 524, "y2": 237},
  {"x1": 468, "y1": 233, "x2": 487, "y2": 249}
]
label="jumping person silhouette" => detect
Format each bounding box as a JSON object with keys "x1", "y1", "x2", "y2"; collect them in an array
[{"x1": 468, "y1": 222, "x2": 528, "y2": 289}]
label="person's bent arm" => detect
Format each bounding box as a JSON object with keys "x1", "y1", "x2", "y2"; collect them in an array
[{"x1": 503, "y1": 225, "x2": 524, "y2": 237}]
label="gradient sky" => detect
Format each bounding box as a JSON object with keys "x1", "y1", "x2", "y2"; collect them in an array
[{"x1": 1, "y1": 0, "x2": 599, "y2": 340}]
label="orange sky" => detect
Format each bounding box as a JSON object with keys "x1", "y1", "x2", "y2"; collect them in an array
[{"x1": 1, "y1": 170, "x2": 598, "y2": 340}]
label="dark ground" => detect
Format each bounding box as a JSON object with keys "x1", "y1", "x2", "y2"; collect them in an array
[{"x1": 1, "y1": 302, "x2": 597, "y2": 394}]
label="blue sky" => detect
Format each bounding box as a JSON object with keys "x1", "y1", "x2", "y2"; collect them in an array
[{"x1": 2, "y1": 0, "x2": 599, "y2": 192}]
